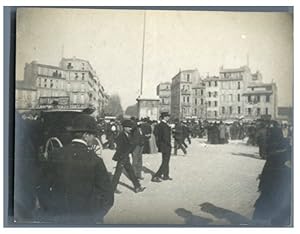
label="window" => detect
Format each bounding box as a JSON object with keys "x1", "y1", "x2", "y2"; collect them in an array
[
  {"x1": 237, "y1": 94, "x2": 240, "y2": 102},
  {"x1": 67, "y1": 63, "x2": 72, "y2": 69},
  {"x1": 229, "y1": 106, "x2": 233, "y2": 115},
  {"x1": 214, "y1": 101, "x2": 218, "y2": 107},
  {"x1": 214, "y1": 111, "x2": 217, "y2": 117},
  {"x1": 208, "y1": 101, "x2": 211, "y2": 107},
  {"x1": 257, "y1": 95, "x2": 260, "y2": 103},
  {"x1": 195, "y1": 98, "x2": 197, "y2": 105},
  {"x1": 183, "y1": 96, "x2": 186, "y2": 102},
  {"x1": 238, "y1": 82, "x2": 241, "y2": 89},
  {"x1": 266, "y1": 108, "x2": 269, "y2": 115},
  {"x1": 266, "y1": 95, "x2": 270, "y2": 102},
  {"x1": 187, "y1": 97, "x2": 190, "y2": 103},
  {"x1": 257, "y1": 108, "x2": 261, "y2": 116},
  {"x1": 201, "y1": 90, "x2": 203, "y2": 95},
  {"x1": 208, "y1": 92, "x2": 211, "y2": 97},
  {"x1": 73, "y1": 94, "x2": 77, "y2": 103},
  {"x1": 222, "y1": 107, "x2": 225, "y2": 114},
  {"x1": 238, "y1": 106, "x2": 241, "y2": 114},
  {"x1": 201, "y1": 99, "x2": 203, "y2": 105},
  {"x1": 214, "y1": 91, "x2": 218, "y2": 97},
  {"x1": 248, "y1": 95, "x2": 251, "y2": 103},
  {"x1": 209, "y1": 81, "x2": 211, "y2": 87},
  {"x1": 215, "y1": 81, "x2": 218, "y2": 87},
  {"x1": 187, "y1": 74, "x2": 190, "y2": 82},
  {"x1": 194, "y1": 108, "x2": 197, "y2": 115},
  {"x1": 248, "y1": 108, "x2": 252, "y2": 115},
  {"x1": 82, "y1": 73, "x2": 85, "y2": 80}
]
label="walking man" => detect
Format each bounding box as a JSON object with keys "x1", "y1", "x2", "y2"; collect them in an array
[
  {"x1": 45, "y1": 114, "x2": 114, "y2": 224},
  {"x1": 173, "y1": 118, "x2": 187, "y2": 156},
  {"x1": 131, "y1": 120, "x2": 145, "y2": 180},
  {"x1": 112, "y1": 119, "x2": 145, "y2": 193},
  {"x1": 152, "y1": 112, "x2": 172, "y2": 182}
]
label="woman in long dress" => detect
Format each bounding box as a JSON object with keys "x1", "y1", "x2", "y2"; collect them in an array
[{"x1": 149, "y1": 121, "x2": 158, "y2": 154}]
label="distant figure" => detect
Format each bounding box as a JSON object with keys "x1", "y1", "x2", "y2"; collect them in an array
[
  {"x1": 44, "y1": 114, "x2": 114, "y2": 224},
  {"x1": 152, "y1": 112, "x2": 172, "y2": 182},
  {"x1": 218, "y1": 121, "x2": 226, "y2": 144}
]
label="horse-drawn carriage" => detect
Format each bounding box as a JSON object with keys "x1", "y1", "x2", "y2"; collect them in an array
[{"x1": 38, "y1": 107, "x2": 102, "y2": 160}]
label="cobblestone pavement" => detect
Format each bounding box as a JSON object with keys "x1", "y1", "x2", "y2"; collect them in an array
[{"x1": 101, "y1": 138, "x2": 266, "y2": 226}]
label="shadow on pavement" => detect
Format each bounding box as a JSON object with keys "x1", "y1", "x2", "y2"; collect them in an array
[
  {"x1": 231, "y1": 152, "x2": 263, "y2": 160},
  {"x1": 199, "y1": 202, "x2": 253, "y2": 225},
  {"x1": 175, "y1": 208, "x2": 213, "y2": 226},
  {"x1": 118, "y1": 181, "x2": 135, "y2": 193},
  {"x1": 142, "y1": 166, "x2": 155, "y2": 177}
]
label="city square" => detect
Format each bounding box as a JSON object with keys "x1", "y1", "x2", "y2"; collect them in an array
[
  {"x1": 103, "y1": 138, "x2": 265, "y2": 225},
  {"x1": 7, "y1": 7, "x2": 293, "y2": 227}
]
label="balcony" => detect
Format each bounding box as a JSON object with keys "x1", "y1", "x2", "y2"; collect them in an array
[{"x1": 181, "y1": 89, "x2": 191, "y2": 95}]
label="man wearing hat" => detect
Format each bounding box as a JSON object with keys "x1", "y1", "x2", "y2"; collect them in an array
[
  {"x1": 44, "y1": 114, "x2": 114, "y2": 224},
  {"x1": 152, "y1": 112, "x2": 173, "y2": 182},
  {"x1": 111, "y1": 119, "x2": 146, "y2": 193}
]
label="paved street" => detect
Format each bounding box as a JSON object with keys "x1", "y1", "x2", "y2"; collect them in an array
[{"x1": 101, "y1": 138, "x2": 266, "y2": 226}]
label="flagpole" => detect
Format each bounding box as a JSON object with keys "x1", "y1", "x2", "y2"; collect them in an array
[{"x1": 140, "y1": 11, "x2": 146, "y2": 96}]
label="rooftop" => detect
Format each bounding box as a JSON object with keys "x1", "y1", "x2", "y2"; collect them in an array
[{"x1": 219, "y1": 66, "x2": 250, "y2": 73}]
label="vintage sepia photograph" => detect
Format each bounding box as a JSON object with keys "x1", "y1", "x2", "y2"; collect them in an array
[{"x1": 11, "y1": 7, "x2": 293, "y2": 226}]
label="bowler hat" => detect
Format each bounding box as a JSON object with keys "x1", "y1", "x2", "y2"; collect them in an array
[
  {"x1": 122, "y1": 119, "x2": 136, "y2": 128},
  {"x1": 160, "y1": 112, "x2": 170, "y2": 118},
  {"x1": 69, "y1": 114, "x2": 98, "y2": 134}
]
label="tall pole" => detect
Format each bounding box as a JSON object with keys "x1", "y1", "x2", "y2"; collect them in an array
[{"x1": 140, "y1": 11, "x2": 146, "y2": 96}]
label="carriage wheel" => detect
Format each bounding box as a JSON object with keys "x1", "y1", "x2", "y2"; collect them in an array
[
  {"x1": 89, "y1": 137, "x2": 103, "y2": 157},
  {"x1": 43, "y1": 137, "x2": 63, "y2": 159}
]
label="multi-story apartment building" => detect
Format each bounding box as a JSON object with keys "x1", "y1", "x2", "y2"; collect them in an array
[
  {"x1": 191, "y1": 81, "x2": 206, "y2": 118},
  {"x1": 156, "y1": 82, "x2": 171, "y2": 113},
  {"x1": 165, "y1": 65, "x2": 278, "y2": 121},
  {"x1": 171, "y1": 69, "x2": 200, "y2": 119},
  {"x1": 16, "y1": 57, "x2": 108, "y2": 116},
  {"x1": 203, "y1": 76, "x2": 219, "y2": 119},
  {"x1": 218, "y1": 66, "x2": 263, "y2": 121},
  {"x1": 243, "y1": 82, "x2": 278, "y2": 120}
]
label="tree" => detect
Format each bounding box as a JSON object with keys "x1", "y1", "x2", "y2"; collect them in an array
[
  {"x1": 125, "y1": 104, "x2": 138, "y2": 117},
  {"x1": 103, "y1": 94, "x2": 124, "y2": 116}
]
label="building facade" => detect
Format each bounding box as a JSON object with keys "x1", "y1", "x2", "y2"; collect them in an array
[
  {"x1": 16, "y1": 57, "x2": 108, "y2": 115},
  {"x1": 164, "y1": 65, "x2": 278, "y2": 121},
  {"x1": 204, "y1": 76, "x2": 220, "y2": 120},
  {"x1": 192, "y1": 81, "x2": 206, "y2": 118},
  {"x1": 242, "y1": 83, "x2": 278, "y2": 121},
  {"x1": 156, "y1": 82, "x2": 171, "y2": 113},
  {"x1": 171, "y1": 69, "x2": 200, "y2": 119}
]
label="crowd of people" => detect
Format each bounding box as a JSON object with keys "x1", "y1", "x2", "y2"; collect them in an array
[{"x1": 13, "y1": 110, "x2": 293, "y2": 226}]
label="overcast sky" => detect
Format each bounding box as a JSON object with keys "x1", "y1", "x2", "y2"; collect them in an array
[{"x1": 16, "y1": 8, "x2": 293, "y2": 109}]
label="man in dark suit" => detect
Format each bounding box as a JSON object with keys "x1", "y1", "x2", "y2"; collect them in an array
[
  {"x1": 45, "y1": 114, "x2": 114, "y2": 224},
  {"x1": 173, "y1": 118, "x2": 187, "y2": 155},
  {"x1": 112, "y1": 119, "x2": 146, "y2": 193},
  {"x1": 152, "y1": 112, "x2": 173, "y2": 182}
]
